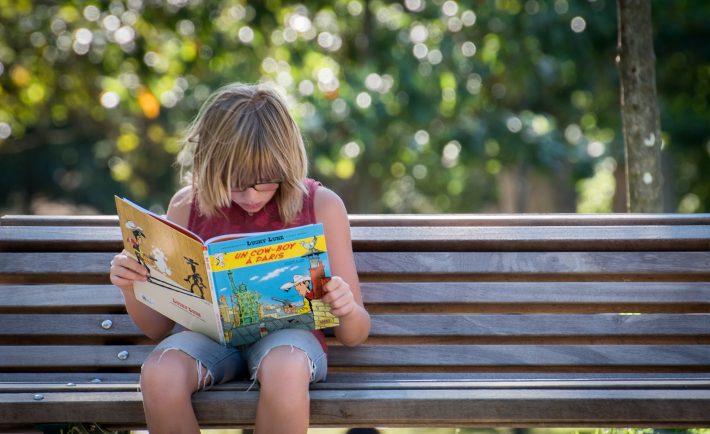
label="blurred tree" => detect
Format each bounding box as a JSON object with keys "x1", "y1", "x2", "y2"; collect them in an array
[
  {"x1": 617, "y1": 0, "x2": 663, "y2": 212},
  {"x1": 0, "y1": 0, "x2": 707, "y2": 215}
]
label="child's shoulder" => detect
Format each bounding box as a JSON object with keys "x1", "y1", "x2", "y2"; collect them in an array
[
  {"x1": 170, "y1": 185, "x2": 194, "y2": 206},
  {"x1": 166, "y1": 185, "x2": 194, "y2": 226},
  {"x1": 313, "y1": 185, "x2": 347, "y2": 219}
]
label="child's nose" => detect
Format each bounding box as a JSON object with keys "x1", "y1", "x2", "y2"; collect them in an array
[{"x1": 243, "y1": 187, "x2": 260, "y2": 198}]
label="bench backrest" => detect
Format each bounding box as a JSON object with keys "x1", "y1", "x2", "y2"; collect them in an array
[{"x1": 1, "y1": 214, "x2": 709, "y2": 383}]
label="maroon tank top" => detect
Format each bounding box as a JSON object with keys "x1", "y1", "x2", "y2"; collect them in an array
[{"x1": 187, "y1": 178, "x2": 328, "y2": 352}]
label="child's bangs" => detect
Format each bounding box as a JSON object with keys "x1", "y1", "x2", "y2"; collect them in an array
[{"x1": 230, "y1": 143, "x2": 285, "y2": 190}]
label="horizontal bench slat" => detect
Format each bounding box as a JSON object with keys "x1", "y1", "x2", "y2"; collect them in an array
[
  {"x1": 3, "y1": 282, "x2": 709, "y2": 315},
  {"x1": 4, "y1": 213, "x2": 710, "y2": 227},
  {"x1": 0, "y1": 314, "x2": 143, "y2": 342},
  {"x1": 3, "y1": 225, "x2": 710, "y2": 252},
  {"x1": 2, "y1": 345, "x2": 709, "y2": 370},
  {"x1": 370, "y1": 314, "x2": 710, "y2": 339},
  {"x1": 2, "y1": 314, "x2": 707, "y2": 345},
  {"x1": 0, "y1": 215, "x2": 121, "y2": 227},
  {"x1": 353, "y1": 226, "x2": 710, "y2": 251},
  {"x1": 0, "y1": 345, "x2": 153, "y2": 369},
  {"x1": 355, "y1": 251, "x2": 710, "y2": 277},
  {"x1": 363, "y1": 281, "x2": 710, "y2": 309},
  {"x1": 3, "y1": 371, "x2": 710, "y2": 386},
  {"x1": 2, "y1": 251, "x2": 709, "y2": 284},
  {"x1": 0, "y1": 284, "x2": 123, "y2": 313},
  {"x1": 330, "y1": 344, "x2": 710, "y2": 369},
  {"x1": 2, "y1": 388, "x2": 710, "y2": 427},
  {"x1": 4, "y1": 376, "x2": 710, "y2": 393},
  {"x1": 0, "y1": 373, "x2": 139, "y2": 384}
]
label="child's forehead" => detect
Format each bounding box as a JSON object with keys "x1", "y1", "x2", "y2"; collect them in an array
[
  {"x1": 231, "y1": 171, "x2": 281, "y2": 185},
  {"x1": 231, "y1": 159, "x2": 282, "y2": 182}
]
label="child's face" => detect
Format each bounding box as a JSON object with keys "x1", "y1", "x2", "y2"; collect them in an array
[{"x1": 230, "y1": 185, "x2": 278, "y2": 215}]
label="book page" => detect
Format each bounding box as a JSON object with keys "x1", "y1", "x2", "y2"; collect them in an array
[
  {"x1": 206, "y1": 223, "x2": 339, "y2": 346},
  {"x1": 115, "y1": 196, "x2": 223, "y2": 343}
]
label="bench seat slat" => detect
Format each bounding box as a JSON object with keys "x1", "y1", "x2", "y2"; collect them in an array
[
  {"x1": 2, "y1": 388, "x2": 710, "y2": 427},
  {"x1": 370, "y1": 313, "x2": 710, "y2": 339},
  {"x1": 3, "y1": 312, "x2": 707, "y2": 337},
  {"x1": 2, "y1": 345, "x2": 709, "y2": 370},
  {"x1": 3, "y1": 371, "x2": 710, "y2": 385},
  {"x1": 329, "y1": 344, "x2": 710, "y2": 368},
  {"x1": 6, "y1": 377, "x2": 710, "y2": 393},
  {"x1": 2, "y1": 251, "x2": 709, "y2": 284},
  {"x1": 3, "y1": 314, "x2": 708, "y2": 343}
]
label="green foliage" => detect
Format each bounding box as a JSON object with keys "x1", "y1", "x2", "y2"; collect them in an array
[{"x1": 0, "y1": 0, "x2": 708, "y2": 214}]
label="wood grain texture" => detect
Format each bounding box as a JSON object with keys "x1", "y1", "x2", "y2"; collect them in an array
[
  {"x1": 2, "y1": 313, "x2": 707, "y2": 346},
  {"x1": 3, "y1": 282, "x2": 709, "y2": 313},
  {"x1": 2, "y1": 251, "x2": 709, "y2": 284},
  {"x1": 1, "y1": 388, "x2": 710, "y2": 428},
  {"x1": 4, "y1": 213, "x2": 710, "y2": 227},
  {"x1": 2, "y1": 344, "x2": 709, "y2": 371},
  {"x1": 0, "y1": 215, "x2": 708, "y2": 430},
  {"x1": 361, "y1": 281, "x2": 710, "y2": 307},
  {"x1": 0, "y1": 284, "x2": 124, "y2": 313},
  {"x1": 3, "y1": 224, "x2": 710, "y2": 252}
]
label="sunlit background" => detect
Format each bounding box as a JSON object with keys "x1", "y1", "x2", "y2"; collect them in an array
[{"x1": 0, "y1": 0, "x2": 708, "y2": 215}]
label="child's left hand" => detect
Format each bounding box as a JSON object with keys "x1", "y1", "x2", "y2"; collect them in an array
[{"x1": 322, "y1": 276, "x2": 357, "y2": 318}]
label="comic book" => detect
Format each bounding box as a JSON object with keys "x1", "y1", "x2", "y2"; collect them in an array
[{"x1": 114, "y1": 196, "x2": 339, "y2": 346}]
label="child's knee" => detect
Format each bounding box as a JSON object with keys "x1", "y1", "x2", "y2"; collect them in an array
[
  {"x1": 257, "y1": 346, "x2": 311, "y2": 387},
  {"x1": 140, "y1": 349, "x2": 204, "y2": 396}
]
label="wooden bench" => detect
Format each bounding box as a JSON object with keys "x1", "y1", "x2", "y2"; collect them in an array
[{"x1": 1, "y1": 213, "x2": 709, "y2": 432}]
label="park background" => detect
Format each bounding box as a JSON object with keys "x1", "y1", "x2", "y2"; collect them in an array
[
  {"x1": 1, "y1": 2, "x2": 709, "y2": 434},
  {"x1": 0, "y1": 0, "x2": 708, "y2": 216}
]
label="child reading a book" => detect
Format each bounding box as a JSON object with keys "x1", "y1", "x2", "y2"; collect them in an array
[{"x1": 109, "y1": 82, "x2": 371, "y2": 434}]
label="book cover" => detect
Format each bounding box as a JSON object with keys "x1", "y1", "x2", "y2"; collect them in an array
[
  {"x1": 114, "y1": 196, "x2": 223, "y2": 343},
  {"x1": 114, "y1": 196, "x2": 339, "y2": 347},
  {"x1": 207, "y1": 224, "x2": 339, "y2": 346}
]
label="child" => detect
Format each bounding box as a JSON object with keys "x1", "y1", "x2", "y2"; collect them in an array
[{"x1": 109, "y1": 82, "x2": 371, "y2": 434}]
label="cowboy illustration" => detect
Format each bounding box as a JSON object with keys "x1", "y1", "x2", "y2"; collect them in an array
[
  {"x1": 183, "y1": 256, "x2": 206, "y2": 299},
  {"x1": 125, "y1": 221, "x2": 151, "y2": 273},
  {"x1": 280, "y1": 274, "x2": 316, "y2": 311}
]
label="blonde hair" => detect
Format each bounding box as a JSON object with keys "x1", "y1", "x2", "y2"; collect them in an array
[{"x1": 177, "y1": 83, "x2": 308, "y2": 224}]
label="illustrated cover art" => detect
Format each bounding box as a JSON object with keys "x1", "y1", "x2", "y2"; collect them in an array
[
  {"x1": 207, "y1": 224, "x2": 339, "y2": 346},
  {"x1": 114, "y1": 196, "x2": 223, "y2": 343}
]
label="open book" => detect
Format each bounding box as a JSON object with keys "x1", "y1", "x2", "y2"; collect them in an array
[{"x1": 114, "y1": 196, "x2": 339, "y2": 346}]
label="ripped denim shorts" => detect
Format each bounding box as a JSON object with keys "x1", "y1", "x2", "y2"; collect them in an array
[{"x1": 150, "y1": 328, "x2": 328, "y2": 390}]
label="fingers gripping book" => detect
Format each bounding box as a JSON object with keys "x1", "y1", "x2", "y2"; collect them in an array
[{"x1": 115, "y1": 196, "x2": 339, "y2": 346}]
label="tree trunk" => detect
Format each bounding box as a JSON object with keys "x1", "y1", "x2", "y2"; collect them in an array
[{"x1": 616, "y1": 0, "x2": 664, "y2": 212}]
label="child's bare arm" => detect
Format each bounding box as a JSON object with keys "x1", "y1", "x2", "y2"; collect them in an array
[
  {"x1": 314, "y1": 187, "x2": 371, "y2": 346},
  {"x1": 110, "y1": 251, "x2": 175, "y2": 340}
]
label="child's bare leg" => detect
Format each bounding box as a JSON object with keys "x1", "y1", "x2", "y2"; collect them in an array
[
  {"x1": 254, "y1": 346, "x2": 312, "y2": 434},
  {"x1": 140, "y1": 349, "x2": 206, "y2": 434}
]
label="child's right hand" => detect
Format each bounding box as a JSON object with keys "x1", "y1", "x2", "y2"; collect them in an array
[{"x1": 109, "y1": 250, "x2": 148, "y2": 292}]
